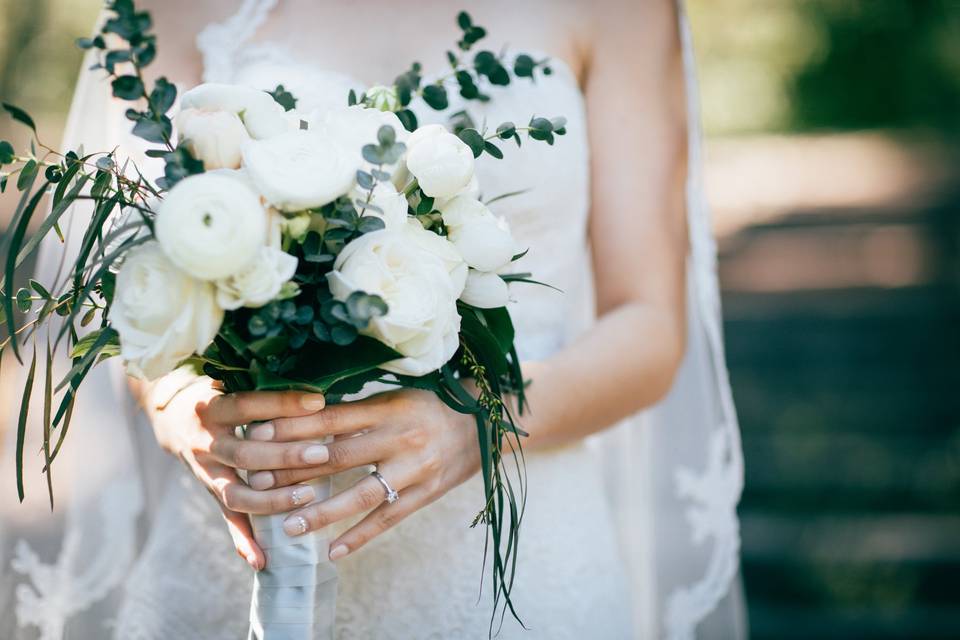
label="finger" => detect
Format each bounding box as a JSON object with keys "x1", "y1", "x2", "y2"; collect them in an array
[
  {"x1": 280, "y1": 462, "x2": 420, "y2": 536},
  {"x1": 220, "y1": 479, "x2": 318, "y2": 515},
  {"x1": 209, "y1": 436, "x2": 332, "y2": 471},
  {"x1": 249, "y1": 398, "x2": 387, "y2": 442},
  {"x1": 246, "y1": 431, "x2": 396, "y2": 489},
  {"x1": 198, "y1": 390, "x2": 327, "y2": 427},
  {"x1": 219, "y1": 503, "x2": 264, "y2": 571},
  {"x1": 327, "y1": 484, "x2": 433, "y2": 559}
]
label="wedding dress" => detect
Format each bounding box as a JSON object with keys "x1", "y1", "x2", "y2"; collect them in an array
[{"x1": 0, "y1": 2, "x2": 745, "y2": 638}]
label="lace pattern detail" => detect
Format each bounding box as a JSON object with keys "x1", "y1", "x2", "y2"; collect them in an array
[
  {"x1": 12, "y1": 481, "x2": 143, "y2": 640},
  {"x1": 662, "y1": 5, "x2": 745, "y2": 639}
]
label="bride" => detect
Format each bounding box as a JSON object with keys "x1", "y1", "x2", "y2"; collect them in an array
[{"x1": 0, "y1": 0, "x2": 746, "y2": 638}]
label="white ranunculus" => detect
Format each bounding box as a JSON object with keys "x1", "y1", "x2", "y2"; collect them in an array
[
  {"x1": 405, "y1": 124, "x2": 475, "y2": 199},
  {"x1": 327, "y1": 229, "x2": 464, "y2": 376},
  {"x1": 313, "y1": 105, "x2": 409, "y2": 167},
  {"x1": 155, "y1": 173, "x2": 267, "y2": 281},
  {"x1": 460, "y1": 269, "x2": 510, "y2": 308},
  {"x1": 215, "y1": 246, "x2": 298, "y2": 310},
  {"x1": 109, "y1": 242, "x2": 223, "y2": 381},
  {"x1": 401, "y1": 218, "x2": 468, "y2": 292},
  {"x1": 356, "y1": 182, "x2": 409, "y2": 230},
  {"x1": 242, "y1": 129, "x2": 359, "y2": 211},
  {"x1": 439, "y1": 195, "x2": 518, "y2": 272},
  {"x1": 180, "y1": 83, "x2": 288, "y2": 139},
  {"x1": 174, "y1": 108, "x2": 249, "y2": 170},
  {"x1": 365, "y1": 85, "x2": 400, "y2": 112}
]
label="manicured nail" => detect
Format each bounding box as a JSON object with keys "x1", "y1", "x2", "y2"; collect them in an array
[
  {"x1": 300, "y1": 393, "x2": 326, "y2": 411},
  {"x1": 284, "y1": 515, "x2": 309, "y2": 536},
  {"x1": 302, "y1": 444, "x2": 329, "y2": 464},
  {"x1": 290, "y1": 485, "x2": 315, "y2": 506},
  {"x1": 247, "y1": 422, "x2": 274, "y2": 441},
  {"x1": 246, "y1": 554, "x2": 261, "y2": 571},
  {"x1": 248, "y1": 471, "x2": 275, "y2": 490},
  {"x1": 329, "y1": 544, "x2": 349, "y2": 561}
]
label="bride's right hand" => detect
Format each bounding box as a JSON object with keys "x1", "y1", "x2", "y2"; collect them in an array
[{"x1": 145, "y1": 379, "x2": 327, "y2": 570}]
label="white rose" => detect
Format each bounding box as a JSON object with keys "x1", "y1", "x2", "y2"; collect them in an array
[
  {"x1": 109, "y1": 242, "x2": 223, "y2": 381},
  {"x1": 215, "y1": 246, "x2": 298, "y2": 310},
  {"x1": 365, "y1": 85, "x2": 400, "y2": 112},
  {"x1": 355, "y1": 182, "x2": 409, "y2": 230},
  {"x1": 313, "y1": 106, "x2": 408, "y2": 169},
  {"x1": 327, "y1": 229, "x2": 464, "y2": 376},
  {"x1": 460, "y1": 269, "x2": 509, "y2": 308},
  {"x1": 242, "y1": 129, "x2": 359, "y2": 211},
  {"x1": 401, "y1": 218, "x2": 468, "y2": 292},
  {"x1": 440, "y1": 195, "x2": 518, "y2": 272},
  {"x1": 405, "y1": 124, "x2": 475, "y2": 199},
  {"x1": 155, "y1": 173, "x2": 268, "y2": 281},
  {"x1": 174, "y1": 108, "x2": 249, "y2": 170},
  {"x1": 180, "y1": 83, "x2": 288, "y2": 139}
]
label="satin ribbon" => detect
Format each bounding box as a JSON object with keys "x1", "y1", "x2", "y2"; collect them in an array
[{"x1": 246, "y1": 478, "x2": 338, "y2": 639}]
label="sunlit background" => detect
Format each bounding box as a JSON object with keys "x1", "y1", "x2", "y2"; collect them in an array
[{"x1": 1, "y1": 1, "x2": 958, "y2": 638}]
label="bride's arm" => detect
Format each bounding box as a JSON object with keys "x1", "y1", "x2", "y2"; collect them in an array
[{"x1": 520, "y1": 0, "x2": 688, "y2": 449}]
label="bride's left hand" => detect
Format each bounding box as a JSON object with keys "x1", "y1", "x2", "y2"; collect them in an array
[{"x1": 243, "y1": 389, "x2": 480, "y2": 560}]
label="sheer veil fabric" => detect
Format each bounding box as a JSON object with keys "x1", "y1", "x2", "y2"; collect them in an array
[{"x1": 0, "y1": 2, "x2": 745, "y2": 638}]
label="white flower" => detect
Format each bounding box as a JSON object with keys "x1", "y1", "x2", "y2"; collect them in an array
[
  {"x1": 313, "y1": 105, "x2": 408, "y2": 169},
  {"x1": 109, "y1": 242, "x2": 223, "y2": 381},
  {"x1": 401, "y1": 218, "x2": 468, "y2": 292},
  {"x1": 327, "y1": 229, "x2": 465, "y2": 376},
  {"x1": 365, "y1": 85, "x2": 400, "y2": 112},
  {"x1": 174, "y1": 108, "x2": 249, "y2": 170},
  {"x1": 405, "y1": 124, "x2": 475, "y2": 199},
  {"x1": 180, "y1": 83, "x2": 288, "y2": 139},
  {"x1": 460, "y1": 269, "x2": 509, "y2": 308},
  {"x1": 242, "y1": 129, "x2": 359, "y2": 211},
  {"x1": 356, "y1": 182, "x2": 409, "y2": 230},
  {"x1": 215, "y1": 246, "x2": 298, "y2": 310},
  {"x1": 155, "y1": 173, "x2": 268, "y2": 281},
  {"x1": 440, "y1": 195, "x2": 518, "y2": 272}
]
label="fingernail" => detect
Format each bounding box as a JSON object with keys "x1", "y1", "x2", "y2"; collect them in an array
[
  {"x1": 291, "y1": 485, "x2": 315, "y2": 506},
  {"x1": 248, "y1": 471, "x2": 275, "y2": 490},
  {"x1": 300, "y1": 393, "x2": 326, "y2": 411},
  {"x1": 284, "y1": 515, "x2": 309, "y2": 536},
  {"x1": 302, "y1": 444, "x2": 329, "y2": 464},
  {"x1": 246, "y1": 554, "x2": 261, "y2": 571},
  {"x1": 247, "y1": 422, "x2": 274, "y2": 441},
  {"x1": 329, "y1": 544, "x2": 349, "y2": 561}
]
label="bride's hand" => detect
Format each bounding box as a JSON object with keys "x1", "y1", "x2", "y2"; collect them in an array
[
  {"x1": 146, "y1": 380, "x2": 328, "y2": 570},
  {"x1": 243, "y1": 389, "x2": 480, "y2": 560}
]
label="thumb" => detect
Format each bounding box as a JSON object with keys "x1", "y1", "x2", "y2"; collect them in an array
[{"x1": 220, "y1": 504, "x2": 264, "y2": 571}]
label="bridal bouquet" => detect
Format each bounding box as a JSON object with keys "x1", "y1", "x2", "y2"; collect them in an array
[{"x1": 1, "y1": 1, "x2": 565, "y2": 636}]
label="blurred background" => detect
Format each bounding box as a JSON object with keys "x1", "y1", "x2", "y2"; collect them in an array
[{"x1": 1, "y1": 1, "x2": 958, "y2": 638}]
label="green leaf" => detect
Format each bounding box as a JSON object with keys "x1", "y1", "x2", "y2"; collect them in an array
[
  {"x1": 15, "y1": 346, "x2": 37, "y2": 502},
  {"x1": 69, "y1": 327, "x2": 120, "y2": 361},
  {"x1": 17, "y1": 159, "x2": 38, "y2": 191},
  {"x1": 422, "y1": 84, "x2": 449, "y2": 111},
  {"x1": 0, "y1": 140, "x2": 14, "y2": 164},
  {"x1": 16, "y1": 172, "x2": 89, "y2": 269},
  {"x1": 267, "y1": 84, "x2": 298, "y2": 112},
  {"x1": 396, "y1": 109, "x2": 418, "y2": 132},
  {"x1": 15, "y1": 287, "x2": 33, "y2": 312},
  {"x1": 457, "y1": 11, "x2": 472, "y2": 30},
  {"x1": 513, "y1": 54, "x2": 536, "y2": 78},
  {"x1": 150, "y1": 77, "x2": 177, "y2": 113},
  {"x1": 2, "y1": 103, "x2": 37, "y2": 134},
  {"x1": 111, "y1": 75, "x2": 144, "y2": 101},
  {"x1": 457, "y1": 128, "x2": 485, "y2": 158},
  {"x1": 483, "y1": 141, "x2": 503, "y2": 159},
  {"x1": 42, "y1": 343, "x2": 54, "y2": 509}
]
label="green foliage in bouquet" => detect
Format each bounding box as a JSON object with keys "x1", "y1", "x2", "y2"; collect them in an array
[{"x1": 0, "y1": 1, "x2": 566, "y2": 628}]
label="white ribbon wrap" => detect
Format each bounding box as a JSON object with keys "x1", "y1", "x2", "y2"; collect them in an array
[{"x1": 246, "y1": 477, "x2": 338, "y2": 639}]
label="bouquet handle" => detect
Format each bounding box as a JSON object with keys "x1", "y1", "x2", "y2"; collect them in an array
[{"x1": 246, "y1": 470, "x2": 338, "y2": 638}]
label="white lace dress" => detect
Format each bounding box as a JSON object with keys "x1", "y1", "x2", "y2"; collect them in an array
[{"x1": 0, "y1": 2, "x2": 745, "y2": 639}]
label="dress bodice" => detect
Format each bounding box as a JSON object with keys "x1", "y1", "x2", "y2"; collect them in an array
[{"x1": 200, "y1": 27, "x2": 596, "y2": 362}]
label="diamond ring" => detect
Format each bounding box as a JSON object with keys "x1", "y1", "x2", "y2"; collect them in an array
[{"x1": 370, "y1": 470, "x2": 399, "y2": 504}]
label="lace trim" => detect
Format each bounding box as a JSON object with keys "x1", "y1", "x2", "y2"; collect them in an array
[
  {"x1": 662, "y1": 5, "x2": 745, "y2": 639},
  {"x1": 12, "y1": 481, "x2": 143, "y2": 640},
  {"x1": 196, "y1": 0, "x2": 279, "y2": 83}
]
